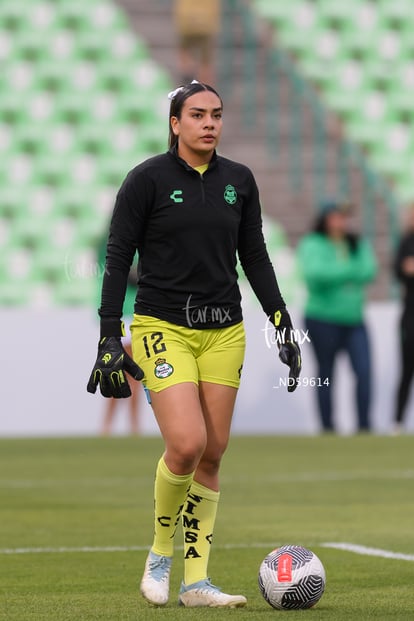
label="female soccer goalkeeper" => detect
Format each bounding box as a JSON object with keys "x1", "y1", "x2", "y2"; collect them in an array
[{"x1": 87, "y1": 80, "x2": 301, "y2": 608}]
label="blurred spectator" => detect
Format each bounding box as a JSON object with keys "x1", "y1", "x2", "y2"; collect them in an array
[
  {"x1": 297, "y1": 200, "x2": 377, "y2": 433},
  {"x1": 97, "y1": 233, "x2": 141, "y2": 436},
  {"x1": 393, "y1": 204, "x2": 414, "y2": 434},
  {"x1": 174, "y1": 0, "x2": 221, "y2": 85}
]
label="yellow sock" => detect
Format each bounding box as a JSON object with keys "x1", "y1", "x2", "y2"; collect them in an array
[
  {"x1": 152, "y1": 456, "x2": 194, "y2": 557},
  {"x1": 182, "y1": 480, "x2": 220, "y2": 585}
]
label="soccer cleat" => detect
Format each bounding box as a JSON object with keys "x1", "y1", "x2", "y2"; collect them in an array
[
  {"x1": 140, "y1": 550, "x2": 172, "y2": 606},
  {"x1": 178, "y1": 578, "x2": 247, "y2": 608}
]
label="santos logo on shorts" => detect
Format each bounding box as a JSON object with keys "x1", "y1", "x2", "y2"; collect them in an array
[{"x1": 154, "y1": 357, "x2": 174, "y2": 379}]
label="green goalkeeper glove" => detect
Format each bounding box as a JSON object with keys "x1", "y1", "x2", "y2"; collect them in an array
[
  {"x1": 87, "y1": 336, "x2": 144, "y2": 398},
  {"x1": 273, "y1": 309, "x2": 302, "y2": 393}
]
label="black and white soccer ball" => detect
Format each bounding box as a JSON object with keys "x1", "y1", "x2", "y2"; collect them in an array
[{"x1": 258, "y1": 545, "x2": 326, "y2": 610}]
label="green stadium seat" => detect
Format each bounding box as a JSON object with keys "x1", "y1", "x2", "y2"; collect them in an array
[
  {"x1": 0, "y1": 187, "x2": 25, "y2": 218},
  {"x1": 384, "y1": 123, "x2": 413, "y2": 155},
  {"x1": 47, "y1": 29, "x2": 77, "y2": 61},
  {"x1": 14, "y1": 125, "x2": 48, "y2": 157},
  {"x1": 303, "y1": 27, "x2": 345, "y2": 63},
  {"x1": 363, "y1": 59, "x2": 395, "y2": 91},
  {"x1": 30, "y1": 1, "x2": 56, "y2": 31},
  {"x1": 0, "y1": 91, "x2": 28, "y2": 124},
  {"x1": 3, "y1": 60, "x2": 37, "y2": 93},
  {"x1": 346, "y1": 117, "x2": 384, "y2": 150},
  {"x1": 55, "y1": 184, "x2": 91, "y2": 219},
  {"x1": 29, "y1": 185, "x2": 56, "y2": 218},
  {"x1": 76, "y1": 125, "x2": 112, "y2": 158},
  {"x1": 69, "y1": 154, "x2": 100, "y2": 186},
  {"x1": 318, "y1": 0, "x2": 361, "y2": 23},
  {"x1": 14, "y1": 30, "x2": 49, "y2": 62},
  {"x1": 85, "y1": 92, "x2": 118, "y2": 124},
  {"x1": 53, "y1": 276, "x2": 95, "y2": 306},
  {"x1": 0, "y1": 31, "x2": 13, "y2": 66},
  {"x1": 388, "y1": 88, "x2": 414, "y2": 117},
  {"x1": 369, "y1": 150, "x2": 408, "y2": 179},
  {"x1": 36, "y1": 60, "x2": 77, "y2": 93},
  {"x1": 89, "y1": 2, "x2": 129, "y2": 33},
  {"x1": 379, "y1": 0, "x2": 414, "y2": 23},
  {"x1": 54, "y1": 92, "x2": 92, "y2": 125},
  {"x1": 56, "y1": 0, "x2": 96, "y2": 32},
  {"x1": 0, "y1": 2, "x2": 29, "y2": 32},
  {"x1": 34, "y1": 245, "x2": 68, "y2": 283},
  {"x1": 97, "y1": 157, "x2": 133, "y2": 187},
  {"x1": 3, "y1": 247, "x2": 38, "y2": 284},
  {"x1": 30, "y1": 156, "x2": 62, "y2": 189},
  {"x1": 0, "y1": 213, "x2": 11, "y2": 253},
  {"x1": 3, "y1": 153, "x2": 36, "y2": 185},
  {"x1": 75, "y1": 31, "x2": 113, "y2": 62},
  {"x1": 25, "y1": 91, "x2": 56, "y2": 124},
  {"x1": 0, "y1": 122, "x2": 13, "y2": 156},
  {"x1": 97, "y1": 61, "x2": 132, "y2": 94},
  {"x1": 77, "y1": 211, "x2": 108, "y2": 245},
  {"x1": 109, "y1": 30, "x2": 140, "y2": 61},
  {"x1": 323, "y1": 87, "x2": 359, "y2": 119},
  {"x1": 341, "y1": 24, "x2": 384, "y2": 59},
  {"x1": 11, "y1": 211, "x2": 51, "y2": 250}
]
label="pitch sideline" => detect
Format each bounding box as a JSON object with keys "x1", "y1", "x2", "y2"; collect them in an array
[
  {"x1": 1, "y1": 541, "x2": 413, "y2": 561},
  {"x1": 320, "y1": 542, "x2": 414, "y2": 562}
]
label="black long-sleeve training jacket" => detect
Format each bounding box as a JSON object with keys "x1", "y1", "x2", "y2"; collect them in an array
[{"x1": 99, "y1": 146, "x2": 285, "y2": 331}]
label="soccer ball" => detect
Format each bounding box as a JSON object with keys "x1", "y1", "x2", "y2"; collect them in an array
[{"x1": 258, "y1": 545, "x2": 326, "y2": 610}]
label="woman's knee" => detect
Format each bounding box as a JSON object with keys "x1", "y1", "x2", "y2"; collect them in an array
[
  {"x1": 198, "y1": 439, "x2": 229, "y2": 475},
  {"x1": 165, "y1": 432, "x2": 207, "y2": 473}
]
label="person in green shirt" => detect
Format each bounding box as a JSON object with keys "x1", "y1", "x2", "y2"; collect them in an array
[{"x1": 297, "y1": 200, "x2": 377, "y2": 432}]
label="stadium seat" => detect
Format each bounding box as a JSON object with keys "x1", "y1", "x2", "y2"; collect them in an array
[
  {"x1": 0, "y1": 1, "x2": 29, "y2": 32},
  {"x1": 379, "y1": 0, "x2": 414, "y2": 23},
  {"x1": 0, "y1": 122, "x2": 14, "y2": 157},
  {"x1": 3, "y1": 60, "x2": 37, "y2": 93},
  {"x1": 56, "y1": 0, "x2": 95, "y2": 32},
  {"x1": 0, "y1": 187, "x2": 26, "y2": 218}
]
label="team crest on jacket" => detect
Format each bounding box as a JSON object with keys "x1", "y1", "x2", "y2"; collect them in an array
[
  {"x1": 154, "y1": 357, "x2": 174, "y2": 379},
  {"x1": 224, "y1": 184, "x2": 237, "y2": 205}
]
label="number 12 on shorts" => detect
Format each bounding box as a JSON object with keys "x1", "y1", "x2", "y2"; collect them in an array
[{"x1": 142, "y1": 332, "x2": 167, "y2": 358}]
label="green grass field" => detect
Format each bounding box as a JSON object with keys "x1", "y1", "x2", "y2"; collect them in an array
[{"x1": 0, "y1": 435, "x2": 413, "y2": 620}]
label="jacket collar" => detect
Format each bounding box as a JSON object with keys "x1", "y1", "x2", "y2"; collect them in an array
[{"x1": 168, "y1": 144, "x2": 218, "y2": 172}]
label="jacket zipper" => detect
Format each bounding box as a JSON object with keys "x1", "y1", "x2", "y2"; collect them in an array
[{"x1": 199, "y1": 173, "x2": 206, "y2": 206}]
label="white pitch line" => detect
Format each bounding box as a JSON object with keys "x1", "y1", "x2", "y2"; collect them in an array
[
  {"x1": 321, "y1": 542, "x2": 414, "y2": 562},
  {"x1": 1, "y1": 542, "x2": 414, "y2": 561},
  {"x1": 1, "y1": 469, "x2": 414, "y2": 488},
  {"x1": 0, "y1": 543, "x2": 275, "y2": 556},
  {"x1": 0, "y1": 545, "x2": 150, "y2": 555}
]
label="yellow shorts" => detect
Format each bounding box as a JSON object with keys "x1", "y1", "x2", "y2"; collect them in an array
[{"x1": 130, "y1": 315, "x2": 245, "y2": 392}]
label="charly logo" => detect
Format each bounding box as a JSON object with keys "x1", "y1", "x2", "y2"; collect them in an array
[
  {"x1": 154, "y1": 357, "x2": 174, "y2": 379},
  {"x1": 224, "y1": 184, "x2": 237, "y2": 205},
  {"x1": 170, "y1": 189, "x2": 183, "y2": 203}
]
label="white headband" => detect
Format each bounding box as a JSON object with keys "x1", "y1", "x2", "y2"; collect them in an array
[{"x1": 167, "y1": 79, "x2": 200, "y2": 100}]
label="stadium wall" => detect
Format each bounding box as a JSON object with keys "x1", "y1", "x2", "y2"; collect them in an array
[{"x1": 2, "y1": 303, "x2": 412, "y2": 436}]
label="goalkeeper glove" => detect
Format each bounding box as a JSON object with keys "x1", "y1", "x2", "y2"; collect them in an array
[
  {"x1": 87, "y1": 336, "x2": 144, "y2": 398},
  {"x1": 273, "y1": 309, "x2": 302, "y2": 393}
]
